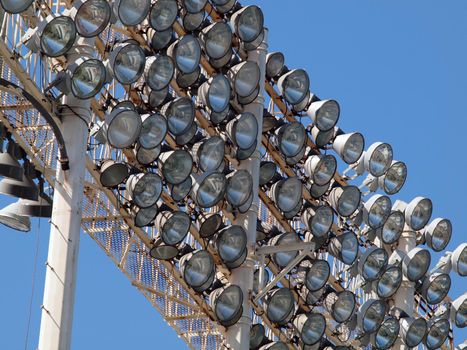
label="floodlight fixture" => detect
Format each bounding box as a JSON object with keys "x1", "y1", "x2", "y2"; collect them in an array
[
  {"x1": 402, "y1": 247, "x2": 431, "y2": 282},
  {"x1": 168, "y1": 35, "x2": 201, "y2": 74},
  {"x1": 0, "y1": 142, "x2": 23, "y2": 181},
  {"x1": 424, "y1": 218, "x2": 452, "y2": 252},
  {"x1": 105, "y1": 102, "x2": 142, "y2": 149},
  {"x1": 332, "y1": 131, "x2": 365, "y2": 165},
  {"x1": 304, "y1": 259, "x2": 330, "y2": 291},
  {"x1": 363, "y1": 194, "x2": 392, "y2": 229},
  {"x1": 200, "y1": 22, "x2": 233, "y2": 60},
  {"x1": 420, "y1": 272, "x2": 451, "y2": 305},
  {"x1": 269, "y1": 232, "x2": 300, "y2": 268},
  {"x1": 149, "y1": 243, "x2": 179, "y2": 260},
  {"x1": 275, "y1": 122, "x2": 306, "y2": 158},
  {"x1": 227, "y1": 61, "x2": 261, "y2": 102},
  {"x1": 210, "y1": 0, "x2": 236, "y2": 13},
  {"x1": 159, "y1": 150, "x2": 193, "y2": 185},
  {"x1": 266, "y1": 52, "x2": 285, "y2": 80},
  {"x1": 306, "y1": 99, "x2": 340, "y2": 132},
  {"x1": 277, "y1": 69, "x2": 310, "y2": 106},
  {"x1": 40, "y1": 16, "x2": 77, "y2": 57},
  {"x1": 270, "y1": 177, "x2": 302, "y2": 213},
  {"x1": 250, "y1": 323, "x2": 266, "y2": 349},
  {"x1": 99, "y1": 160, "x2": 129, "y2": 188},
  {"x1": 0, "y1": 202, "x2": 31, "y2": 232},
  {"x1": 191, "y1": 172, "x2": 227, "y2": 208},
  {"x1": 309, "y1": 181, "x2": 330, "y2": 199},
  {"x1": 357, "y1": 299, "x2": 386, "y2": 333},
  {"x1": 452, "y1": 243, "x2": 467, "y2": 277},
  {"x1": 182, "y1": 11, "x2": 205, "y2": 32},
  {"x1": 134, "y1": 203, "x2": 158, "y2": 228},
  {"x1": 400, "y1": 317, "x2": 428, "y2": 347},
  {"x1": 156, "y1": 210, "x2": 191, "y2": 246},
  {"x1": 145, "y1": 55, "x2": 174, "y2": 91},
  {"x1": 304, "y1": 154, "x2": 337, "y2": 186},
  {"x1": 75, "y1": 0, "x2": 111, "y2": 38},
  {"x1": 311, "y1": 125, "x2": 335, "y2": 149},
  {"x1": 149, "y1": 28, "x2": 174, "y2": 52},
  {"x1": 69, "y1": 58, "x2": 107, "y2": 99},
  {"x1": 0, "y1": 175, "x2": 39, "y2": 201},
  {"x1": 175, "y1": 122, "x2": 198, "y2": 146},
  {"x1": 362, "y1": 142, "x2": 393, "y2": 177},
  {"x1": 148, "y1": 0, "x2": 178, "y2": 31},
  {"x1": 226, "y1": 112, "x2": 258, "y2": 150},
  {"x1": 373, "y1": 317, "x2": 400, "y2": 349},
  {"x1": 231, "y1": 5, "x2": 264, "y2": 44},
  {"x1": 451, "y1": 294, "x2": 466, "y2": 328},
  {"x1": 138, "y1": 114, "x2": 167, "y2": 149},
  {"x1": 328, "y1": 185, "x2": 361, "y2": 218},
  {"x1": 425, "y1": 318, "x2": 450, "y2": 349},
  {"x1": 328, "y1": 232, "x2": 359, "y2": 265},
  {"x1": 294, "y1": 313, "x2": 326, "y2": 346},
  {"x1": 226, "y1": 170, "x2": 253, "y2": 208},
  {"x1": 193, "y1": 136, "x2": 225, "y2": 172},
  {"x1": 181, "y1": 250, "x2": 215, "y2": 292},
  {"x1": 210, "y1": 284, "x2": 243, "y2": 327},
  {"x1": 358, "y1": 247, "x2": 388, "y2": 282},
  {"x1": 114, "y1": 0, "x2": 150, "y2": 26},
  {"x1": 259, "y1": 161, "x2": 278, "y2": 186},
  {"x1": 198, "y1": 213, "x2": 223, "y2": 239},
  {"x1": 148, "y1": 86, "x2": 171, "y2": 109},
  {"x1": 162, "y1": 97, "x2": 195, "y2": 136},
  {"x1": 168, "y1": 176, "x2": 193, "y2": 202},
  {"x1": 265, "y1": 288, "x2": 296, "y2": 326},
  {"x1": 0, "y1": 0, "x2": 33, "y2": 13},
  {"x1": 301, "y1": 205, "x2": 334, "y2": 238},
  {"x1": 328, "y1": 290, "x2": 356, "y2": 323},
  {"x1": 109, "y1": 42, "x2": 145, "y2": 85},
  {"x1": 378, "y1": 160, "x2": 407, "y2": 195},
  {"x1": 376, "y1": 265, "x2": 402, "y2": 299},
  {"x1": 215, "y1": 225, "x2": 247, "y2": 269},
  {"x1": 135, "y1": 144, "x2": 161, "y2": 165},
  {"x1": 379, "y1": 210, "x2": 404, "y2": 244},
  {"x1": 402, "y1": 196, "x2": 433, "y2": 231},
  {"x1": 198, "y1": 74, "x2": 231, "y2": 113},
  {"x1": 126, "y1": 172, "x2": 162, "y2": 208}
]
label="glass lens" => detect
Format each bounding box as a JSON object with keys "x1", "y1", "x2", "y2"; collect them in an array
[
  {"x1": 236, "y1": 6, "x2": 263, "y2": 42},
  {"x1": 266, "y1": 52, "x2": 285, "y2": 79},
  {"x1": 259, "y1": 162, "x2": 276, "y2": 185},
  {"x1": 340, "y1": 232, "x2": 358, "y2": 265},
  {"x1": 174, "y1": 35, "x2": 201, "y2": 74},
  {"x1": 170, "y1": 176, "x2": 192, "y2": 202},
  {"x1": 276, "y1": 177, "x2": 302, "y2": 213},
  {"x1": 215, "y1": 285, "x2": 242, "y2": 324},
  {"x1": 313, "y1": 155, "x2": 337, "y2": 185},
  {"x1": 282, "y1": 69, "x2": 309, "y2": 105},
  {"x1": 409, "y1": 198, "x2": 432, "y2": 231},
  {"x1": 71, "y1": 59, "x2": 106, "y2": 99},
  {"x1": 332, "y1": 291, "x2": 355, "y2": 323},
  {"x1": 302, "y1": 313, "x2": 326, "y2": 345},
  {"x1": 267, "y1": 288, "x2": 294, "y2": 325},
  {"x1": 199, "y1": 136, "x2": 224, "y2": 172},
  {"x1": 41, "y1": 16, "x2": 76, "y2": 57},
  {"x1": 377, "y1": 266, "x2": 401, "y2": 298},
  {"x1": 362, "y1": 248, "x2": 388, "y2": 281},
  {"x1": 426, "y1": 319, "x2": 450, "y2": 349},
  {"x1": 118, "y1": 0, "x2": 150, "y2": 25},
  {"x1": 369, "y1": 143, "x2": 393, "y2": 176},
  {"x1": 146, "y1": 55, "x2": 174, "y2": 90},
  {"x1": 113, "y1": 44, "x2": 145, "y2": 84},
  {"x1": 316, "y1": 100, "x2": 339, "y2": 131},
  {"x1": 151, "y1": 28, "x2": 174, "y2": 51},
  {"x1": 0, "y1": 0, "x2": 33, "y2": 13},
  {"x1": 107, "y1": 110, "x2": 141, "y2": 148},
  {"x1": 407, "y1": 249, "x2": 431, "y2": 281},
  {"x1": 273, "y1": 233, "x2": 300, "y2": 267},
  {"x1": 368, "y1": 195, "x2": 391, "y2": 229},
  {"x1": 76, "y1": 0, "x2": 111, "y2": 37},
  {"x1": 139, "y1": 114, "x2": 167, "y2": 149},
  {"x1": 196, "y1": 173, "x2": 226, "y2": 208},
  {"x1": 343, "y1": 133, "x2": 364, "y2": 164},
  {"x1": 455, "y1": 298, "x2": 466, "y2": 327},
  {"x1": 208, "y1": 74, "x2": 230, "y2": 112},
  {"x1": 149, "y1": 0, "x2": 177, "y2": 30},
  {"x1": 161, "y1": 211, "x2": 190, "y2": 245},
  {"x1": 382, "y1": 161, "x2": 407, "y2": 195},
  {"x1": 226, "y1": 170, "x2": 252, "y2": 207},
  {"x1": 162, "y1": 150, "x2": 192, "y2": 185},
  {"x1": 337, "y1": 186, "x2": 361, "y2": 217},
  {"x1": 305, "y1": 260, "x2": 329, "y2": 291},
  {"x1": 135, "y1": 205, "x2": 157, "y2": 227},
  {"x1": 426, "y1": 273, "x2": 451, "y2": 304},
  {"x1": 406, "y1": 318, "x2": 427, "y2": 347},
  {"x1": 381, "y1": 211, "x2": 404, "y2": 244},
  {"x1": 311, "y1": 205, "x2": 333, "y2": 237},
  {"x1": 234, "y1": 62, "x2": 260, "y2": 97},
  {"x1": 205, "y1": 22, "x2": 232, "y2": 59},
  {"x1": 279, "y1": 123, "x2": 306, "y2": 157},
  {"x1": 363, "y1": 301, "x2": 385, "y2": 332},
  {"x1": 132, "y1": 173, "x2": 162, "y2": 208},
  {"x1": 165, "y1": 97, "x2": 195, "y2": 136},
  {"x1": 136, "y1": 145, "x2": 160, "y2": 165},
  {"x1": 234, "y1": 112, "x2": 257, "y2": 150},
  {"x1": 184, "y1": 250, "x2": 214, "y2": 288},
  {"x1": 375, "y1": 318, "x2": 399, "y2": 349},
  {"x1": 430, "y1": 219, "x2": 452, "y2": 251},
  {"x1": 218, "y1": 226, "x2": 247, "y2": 264}
]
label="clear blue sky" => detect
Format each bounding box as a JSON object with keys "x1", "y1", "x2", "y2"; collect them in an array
[{"x1": 0, "y1": 1, "x2": 466, "y2": 349}]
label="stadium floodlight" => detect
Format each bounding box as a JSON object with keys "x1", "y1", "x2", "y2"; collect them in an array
[
  {"x1": 277, "y1": 69, "x2": 310, "y2": 107},
  {"x1": 99, "y1": 160, "x2": 129, "y2": 188},
  {"x1": 304, "y1": 154, "x2": 337, "y2": 186},
  {"x1": 259, "y1": 161, "x2": 278, "y2": 186},
  {"x1": 159, "y1": 150, "x2": 193, "y2": 185},
  {"x1": 0, "y1": 202, "x2": 31, "y2": 232},
  {"x1": 361, "y1": 142, "x2": 393, "y2": 177},
  {"x1": 156, "y1": 211, "x2": 191, "y2": 246},
  {"x1": 306, "y1": 99, "x2": 340, "y2": 132},
  {"x1": 327, "y1": 290, "x2": 356, "y2": 323},
  {"x1": 0, "y1": 0, "x2": 33, "y2": 13},
  {"x1": 177, "y1": 65, "x2": 201, "y2": 89},
  {"x1": 358, "y1": 247, "x2": 388, "y2": 282},
  {"x1": 294, "y1": 313, "x2": 326, "y2": 346},
  {"x1": 175, "y1": 122, "x2": 198, "y2": 146},
  {"x1": 373, "y1": 317, "x2": 400, "y2": 350},
  {"x1": 14, "y1": 195, "x2": 53, "y2": 218},
  {"x1": 226, "y1": 112, "x2": 258, "y2": 150},
  {"x1": 227, "y1": 62, "x2": 261, "y2": 104},
  {"x1": 275, "y1": 122, "x2": 306, "y2": 158},
  {"x1": 180, "y1": 250, "x2": 215, "y2": 293},
  {"x1": 0, "y1": 142, "x2": 23, "y2": 181},
  {"x1": 191, "y1": 172, "x2": 227, "y2": 208},
  {"x1": 149, "y1": 0, "x2": 178, "y2": 31},
  {"x1": 198, "y1": 74, "x2": 231, "y2": 113},
  {"x1": 328, "y1": 232, "x2": 359, "y2": 265},
  {"x1": 304, "y1": 259, "x2": 330, "y2": 291},
  {"x1": 75, "y1": 0, "x2": 111, "y2": 38},
  {"x1": 309, "y1": 181, "x2": 330, "y2": 199},
  {"x1": 375, "y1": 265, "x2": 402, "y2": 299},
  {"x1": 210, "y1": 284, "x2": 243, "y2": 327},
  {"x1": 168, "y1": 35, "x2": 201, "y2": 74},
  {"x1": 269, "y1": 232, "x2": 300, "y2": 268},
  {"x1": 149, "y1": 241, "x2": 179, "y2": 260},
  {"x1": 168, "y1": 176, "x2": 193, "y2": 202},
  {"x1": 198, "y1": 213, "x2": 223, "y2": 239},
  {"x1": 265, "y1": 288, "x2": 296, "y2": 326},
  {"x1": 192, "y1": 136, "x2": 225, "y2": 172},
  {"x1": 378, "y1": 210, "x2": 404, "y2": 244},
  {"x1": 451, "y1": 294, "x2": 466, "y2": 328},
  {"x1": 135, "y1": 144, "x2": 161, "y2": 165},
  {"x1": 250, "y1": 323, "x2": 266, "y2": 349},
  {"x1": 114, "y1": 0, "x2": 150, "y2": 26},
  {"x1": 328, "y1": 186, "x2": 362, "y2": 218},
  {"x1": 400, "y1": 317, "x2": 428, "y2": 347},
  {"x1": 452, "y1": 243, "x2": 467, "y2": 277},
  {"x1": 403, "y1": 196, "x2": 433, "y2": 231},
  {"x1": 162, "y1": 97, "x2": 195, "y2": 136},
  {"x1": 0, "y1": 174, "x2": 39, "y2": 201},
  {"x1": 105, "y1": 102, "x2": 142, "y2": 149},
  {"x1": 420, "y1": 272, "x2": 451, "y2": 305},
  {"x1": 108, "y1": 42, "x2": 145, "y2": 85},
  {"x1": 424, "y1": 218, "x2": 452, "y2": 252},
  {"x1": 182, "y1": 11, "x2": 205, "y2": 32},
  {"x1": 266, "y1": 52, "x2": 285, "y2": 80},
  {"x1": 181, "y1": 0, "x2": 207, "y2": 13},
  {"x1": 311, "y1": 126, "x2": 336, "y2": 149},
  {"x1": 126, "y1": 173, "x2": 162, "y2": 208},
  {"x1": 301, "y1": 205, "x2": 334, "y2": 238},
  {"x1": 144, "y1": 55, "x2": 174, "y2": 91},
  {"x1": 215, "y1": 225, "x2": 247, "y2": 269},
  {"x1": 378, "y1": 160, "x2": 407, "y2": 195},
  {"x1": 40, "y1": 16, "x2": 77, "y2": 57},
  {"x1": 363, "y1": 194, "x2": 392, "y2": 230},
  {"x1": 138, "y1": 114, "x2": 167, "y2": 149},
  {"x1": 200, "y1": 22, "x2": 233, "y2": 61},
  {"x1": 425, "y1": 318, "x2": 450, "y2": 350},
  {"x1": 402, "y1": 247, "x2": 431, "y2": 282},
  {"x1": 148, "y1": 86, "x2": 171, "y2": 109},
  {"x1": 284, "y1": 144, "x2": 307, "y2": 166},
  {"x1": 69, "y1": 58, "x2": 108, "y2": 99},
  {"x1": 231, "y1": 5, "x2": 264, "y2": 48},
  {"x1": 357, "y1": 299, "x2": 386, "y2": 333},
  {"x1": 332, "y1": 131, "x2": 365, "y2": 165},
  {"x1": 270, "y1": 177, "x2": 302, "y2": 213},
  {"x1": 133, "y1": 204, "x2": 158, "y2": 228},
  {"x1": 149, "y1": 28, "x2": 174, "y2": 52},
  {"x1": 226, "y1": 170, "x2": 253, "y2": 208}
]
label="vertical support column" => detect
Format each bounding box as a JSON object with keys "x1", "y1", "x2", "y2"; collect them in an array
[
  {"x1": 226, "y1": 30, "x2": 268, "y2": 350},
  {"x1": 38, "y1": 53, "x2": 91, "y2": 349}
]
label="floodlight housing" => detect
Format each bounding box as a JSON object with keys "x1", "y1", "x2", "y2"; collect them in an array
[
  {"x1": 358, "y1": 247, "x2": 388, "y2": 281},
  {"x1": 200, "y1": 22, "x2": 233, "y2": 60},
  {"x1": 215, "y1": 225, "x2": 247, "y2": 269},
  {"x1": 159, "y1": 150, "x2": 193, "y2": 185},
  {"x1": 451, "y1": 294, "x2": 466, "y2": 328},
  {"x1": 193, "y1": 136, "x2": 225, "y2": 172},
  {"x1": 311, "y1": 126, "x2": 335, "y2": 149},
  {"x1": 138, "y1": 114, "x2": 167, "y2": 149},
  {"x1": 162, "y1": 97, "x2": 195, "y2": 136},
  {"x1": 40, "y1": 16, "x2": 77, "y2": 57},
  {"x1": 328, "y1": 186, "x2": 361, "y2": 218},
  {"x1": 99, "y1": 160, "x2": 129, "y2": 188},
  {"x1": 304, "y1": 259, "x2": 330, "y2": 291},
  {"x1": 225, "y1": 170, "x2": 253, "y2": 208},
  {"x1": 363, "y1": 194, "x2": 391, "y2": 229},
  {"x1": 70, "y1": 58, "x2": 107, "y2": 99},
  {"x1": 379, "y1": 210, "x2": 404, "y2": 244},
  {"x1": 373, "y1": 317, "x2": 400, "y2": 349},
  {"x1": 134, "y1": 204, "x2": 158, "y2": 228},
  {"x1": 14, "y1": 195, "x2": 53, "y2": 218},
  {"x1": 452, "y1": 243, "x2": 467, "y2": 277},
  {"x1": 376, "y1": 265, "x2": 402, "y2": 299},
  {"x1": 332, "y1": 131, "x2": 365, "y2": 165},
  {"x1": 402, "y1": 247, "x2": 431, "y2": 282},
  {"x1": 168, "y1": 35, "x2": 201, "y2": 74},
  {"x1": 294, "y1": 313, "x2": 326, "y2": 346},
  {"x1": 306, "y1": 99, "x2": 340, "y2": 132},
  {"x1": 114, "y1": 0, "x2": 150, "y2": 26},
  {"x1": 156, "y1": 211, "x2": 191, "y2": 246},
  {"x1": 0, "y1": 175, "x2": 38, "y2": 201},
  {"x1": 149, "y1": 28, "x2": 174, "y2": 52},
  {"x1": 191, "y1": 172, "x2": 226, "y2": 208},
  {"x1": 168, "y1": 176, "x2": 193, "y2": 202},
  {"x1": 328, "y1": 232, "x2": 359, "y2": 265},
  {"x1": 301, "y1": 205, "x2": 334, "y2": 238},
  {"x1": 226, "y1": 112, "x2": 258, "y2": 150},
  {"x1": 328, "y1": 290, "x2": 356, "y2": 323},
  {"x1": 425, "y1": 318, "x2": 450, "y2": 349},
  {"x1": 420, "y1": 272, "x2": 451, "y2": 305},
  {"x1": 210, "y1": 284, "x2": 243, "y2": 327},
  {"x1": 259, "y1": 161, "x2": 278, "y2": 186},
  {"x1": 75, "y1": 0, "x2": 111, "y2": 38},
  {"x1": 265, "y1": 288, "x2": 296, "y2": 326},
  {"x1": 250, "y1": 324, "x2": 266, "y2": 349},
  {"x1": 198, "y1": 74, "x2": 231, "y2": 113},
  {"x1": 149, "y1": 0, "x2": 178, "y2": 31},
  {"x1": 304, "y1": 154, "x2": 337, "y2": 186},
  {"x1": 266, "y1": 52, "x2": 285, "y2": 80},
  {"x1": 362, "y1": 142, "x2": 393, "y2": 177},
  {"x1": 400, "y1": 317, "x2": 428, "y2": 347},
  {"x1": 404, "y1": 196, "x2": 433, "y2": 231},
  {"x1": 357, "y1": 299, "x2": 386, "y2": 333},
  {"x1": 270, "y1": 232, "x2": 300, "y2": 268},
  {"x1": 149, "y1": 244, "x2": 179, "y2": 260},
  {"x1": 109, "y1": 42, "x2": 145, "y2": 85},
  {"x1": 105, "y1": 103, "x2": 142, "y2": 149},
  {"x1": 277, "y1": 69, "x2": 310, "y2": 107},
  {"x1": 270, "y1": 177, "x2": 302, "y2": 213},
  {"x1": 182, "y1": 10, "x2": 205, "y2": 32},
  {"x1": 144, "y1": 55, "x2": 174, "y2": 91},
  {"x1": 231, "y1": 5, "x2": 264, "y2": 44},
  {"x1": 378, "y1": 160, "x2": 407, "y2": 195},
  {"x1": 0, "y1": 144, "x2": 23, "y2": 181},
  {"x1": 227, "y1": 61, "x2": 261, "y2": 102},
  {"x1": 135, "y1": 144, "x2": 161, "y2": 165},
  {"x1": 0, "y1": 202, "x2": 31, "y2": 232},
  {"x1": 0, "y1": 0, "x2": 33, "y2": 13},
  {"x1": 126, "y1": 173, "x2": 162, "y2": 208},
  {"x1": 424, "y1": 218, "x2": 452, "y2": 252},
  {"x1": 275, "y1": 122, "x2": 306, "y2": 158},
  {"x1": 180, "y1": 250, "x2": 215, "y2": 292},
  {"x1": 198, "y1": 213, "x2": 223, "y2": 239}
]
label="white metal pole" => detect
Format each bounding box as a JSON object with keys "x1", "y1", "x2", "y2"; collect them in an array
[
  {"x1": 38, "y1": 43, "x2": 92, "y2": 350},
  {"x1": 226, "y1": 30, "x2": 268, "y2": 350}
]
